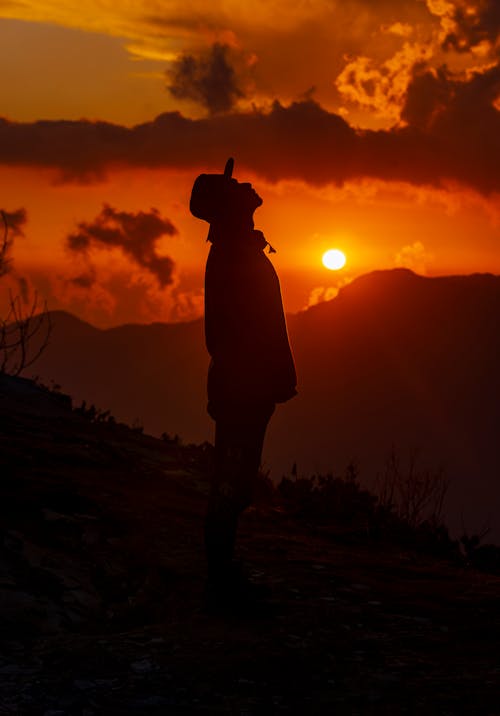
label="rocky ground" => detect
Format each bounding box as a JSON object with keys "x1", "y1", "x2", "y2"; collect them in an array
[{"x1": 1, "y1": 374, "x2": 500, "y2": 715}]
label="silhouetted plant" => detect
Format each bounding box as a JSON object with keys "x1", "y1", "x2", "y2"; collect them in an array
[
  {"x1": 278, "y1": 463, "x2": 377, "y2": 526},
  {"x1": 161, "y1": 432, "x2": 181, "y2": 445},
  {"x1": 0, "y1": 211, "x2": 52, "y2": 376},
  {"x1": 182, "y1": 441, "x2": 216, "y2": 472},
  {"x1": 375, "y1": 448, "x2": 449, "y2": 530},
  {"x1": 253, "y1": 467, "x2": 276, "y2": 506},
  {"x1": 460, "y1": 524, "x2": 500, "y2": 574},
  {"x1": 75, "y1": 401, "x2": 117, "y2": 425},
  {"x1": 131, "y1": 418, "x2": 144, "y2": 434},
  {"x1": 276, "y1": 460, "x2": 458, "y2": 559},
  {"x1": 0, "y1": 211, "x2": 11, "y2": 278}
]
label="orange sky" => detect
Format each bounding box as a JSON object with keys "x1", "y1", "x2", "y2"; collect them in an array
[{"x1": 0, "y1": 1, "x2": 499, "y2": 326}]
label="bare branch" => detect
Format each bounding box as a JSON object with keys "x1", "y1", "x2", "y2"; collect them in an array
[
  {"x1": 375, "y1": 447, "x2": 448, "y2": 529},
  {"x1": 0, "y1": 211, "x2": 52, "y2": 376},
  {"x1": 0, "y1": 210, "x2": 12, "y2": 278}
]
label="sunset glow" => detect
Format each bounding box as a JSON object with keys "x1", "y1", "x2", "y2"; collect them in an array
[{"x1": 0, "y1": 2, "x2": 499, "y2": 326}]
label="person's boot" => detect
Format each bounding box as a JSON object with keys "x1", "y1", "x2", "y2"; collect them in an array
[
  {"x1": 204, "y1": 507, "x2": 237, "y2": 612},
  {"x1": 204, "y1": 519, "x2": 272, "y2": 615},
  {"x1": 203, "y1": 490, "x2": 273, "y2": 615},
  {"x1": 204, "y1": 561, "x2": 273, "y2": 616}
]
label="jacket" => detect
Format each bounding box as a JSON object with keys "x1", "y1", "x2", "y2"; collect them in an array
[{"x1": 204, "y1": 231, "x2": 297, "y2": 414}]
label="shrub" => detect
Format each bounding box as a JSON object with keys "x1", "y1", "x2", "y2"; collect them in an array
[{"x1": 275, "y1": 459, "x2": 458, "y2": 559}]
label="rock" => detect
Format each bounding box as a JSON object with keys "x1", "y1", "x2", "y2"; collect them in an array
[
  {"x1": 74, "y1": 679, "x2": 97, "y2": 691},
  {"x1": 130, "y1": 658, "x2": 159, "y2": 674}
]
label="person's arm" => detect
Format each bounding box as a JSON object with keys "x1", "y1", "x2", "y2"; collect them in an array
[{"x1": 235, "y1": 253, "x2": 297, "y2": 402}]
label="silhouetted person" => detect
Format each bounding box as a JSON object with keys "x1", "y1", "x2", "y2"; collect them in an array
[{"x1": 190, "y1": 158, "x2": 297, "y2": 610}]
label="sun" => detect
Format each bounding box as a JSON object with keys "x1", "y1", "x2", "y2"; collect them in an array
[{"x1": 322, "y1": 248, "x2": 346, "y2": 270}]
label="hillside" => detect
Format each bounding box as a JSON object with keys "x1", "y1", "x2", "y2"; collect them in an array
[
  {"x1": 1, "y1": 374, "x2": 500, "y2": 713},
  {"x1": 26, "y1": 311, "x2": 209, "y2": 445},
  {"x1": 22, "y1": 269, "x2": 500, "y2": 540}
]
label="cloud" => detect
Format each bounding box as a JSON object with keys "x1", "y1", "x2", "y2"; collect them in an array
[
  {"x1": 400, "y1": 65, "x2": 451, "y2": 131},
  {"x1": 69, "y1": 268, "x2": 97, "y2": 289},
  {"x1": 306, "y1": 277, "x2": 356, "y2": 309},
  {"x1": 46, "y1": 265, "x2": 204, "y2": 327},
  {"x1": 426, "y1": 0, "x2": 500, "y2": 53},
  {"x1": 394, "y1": 241, "x2": 433, "y2": 274},
  {"x1": 50, "y1": 270, "x2": 118, "y2": 323},
  {"x1": 66, "y1": 205, "x2": 177, "y2": 287},
  {"x1": 384, "y1": 22, "x2": 414, "y2": 38},
  {"x1": 0, "y1": 62, "x2": 499, "y2": 194},
  {"x1": 400, "y1": 62, "x2": 500, "y2": 192},
  {"x1": 169, "y1": 286, "x2": 205, "y2": 321},
  {"x1": 306, "y1": 285, "x2": 341, "y2": 308},
  {"x1": 0, "y1": 0, "x2": 439, "y2": 122},
  {"x1": 167, "y1": 43, "x2": 245, "y2": 115},
  {"x1": 0, "y1": 1, "x2": 412, "y2": 55},
  {"x1": 335, "y1": 42, "x2": 432, "y2": 122}
]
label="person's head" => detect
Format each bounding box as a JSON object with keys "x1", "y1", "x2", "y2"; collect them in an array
[
  {"x1": 190, "y1": 158, "x2": 262, "y2": 230},
  {"x1": 223, "y1": 179, "x2": 262, "y2": 223}
]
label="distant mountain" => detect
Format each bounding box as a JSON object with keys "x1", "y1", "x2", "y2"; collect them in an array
[
  {"x1": 27, "y1": 310, "x2": 210, "y2": 445},
  {"x1": 24, "y1": 269, "x2": 500, "y2": 539}
]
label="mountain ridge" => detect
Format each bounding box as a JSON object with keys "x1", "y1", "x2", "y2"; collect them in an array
[
  {"x1": 45, "y1": 268, "x2": 500, "y2": 330},
  {"x1": 20, "y1": 268, "x2": 500, "y2": 540}
]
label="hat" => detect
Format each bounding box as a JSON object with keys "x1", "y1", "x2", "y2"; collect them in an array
[{"x1": 189, "y1": 158, "x2": 234, "y2": 224}]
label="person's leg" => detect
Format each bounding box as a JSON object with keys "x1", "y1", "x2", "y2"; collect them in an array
[
  {"x1": 204, "y1": 420, "x2": 240, "y2": 585},
  {"x1": 204, "y1": 403, "x2": 274, "y2": 590}
]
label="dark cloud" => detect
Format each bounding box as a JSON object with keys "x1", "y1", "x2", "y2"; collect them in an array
[
  {"x1": 66, "y1": 205, "x2": 177, "y2": 287},
  {"x1": 438, "y1": 0, "x2": 500, "y2": 53},
  {"x1": 403, "y1": 62, "x2": 500, "y2": 130},
  {"x1": 400, "y1": 62, "x2": 500, "y2": 190},
  {"x1": 0, "y1": 65, "x2": 499, "y2": 193},
  {"x1": 167, "y1": 43, "x2": 244, "y2": 115},
  {"x1": 70, "y1": 269, "x2": 97, "y2": 289},
  {"x1": 400, "y1": 63, "x2": 451, "y2": 131}
]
